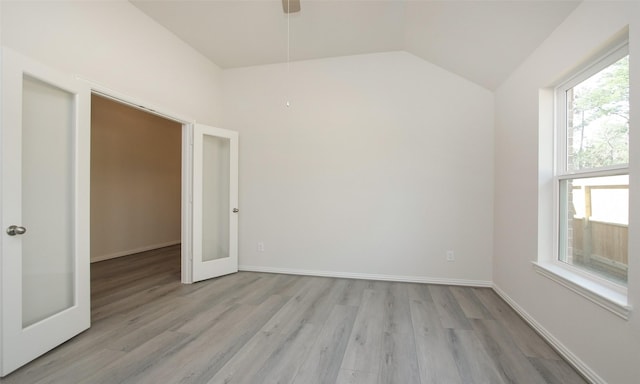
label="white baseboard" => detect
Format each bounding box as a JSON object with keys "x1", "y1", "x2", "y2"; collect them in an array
[
  {"x1": 91, "y1": 240, "x2": 181, "y2": 263},
  {"x1": 238, "y1": 265, "x2": 492, "y2": 287},
  {"x1": 492, "y1": 284, "x2": 604, "y2": 384}
]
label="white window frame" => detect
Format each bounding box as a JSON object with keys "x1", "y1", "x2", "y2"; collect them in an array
[
  {"x1": 555, "y1": 43, "x2": 629, "y2": 176},
  {"x1": 534, "y1": 41, "x2": 631, "y2": 319}
]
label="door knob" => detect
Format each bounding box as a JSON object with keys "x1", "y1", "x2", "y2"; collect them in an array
[
  {"x1": 6, "y1": 225, "x2": 27, "y2": 236},
  {"x1": 232, "y1": 208, "x2": 239, "y2": 213}
]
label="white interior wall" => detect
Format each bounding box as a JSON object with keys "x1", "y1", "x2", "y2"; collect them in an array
[
  {"x1": 222, "y1": 51, "x2": 494, "y2": 284},
  {"x1": 0, "y1": 0, "x2": 222, "y2": 125},
  {"x1": 494, "y1": 2, "x2": 640, "y2": 383},
  {"x1": 3, "y1": 1, "x2": 638, "y2": 381}
]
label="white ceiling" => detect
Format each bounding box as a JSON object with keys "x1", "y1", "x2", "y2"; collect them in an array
[{"x1": 130, "y1": 0, "x2": 580, "y2": 90}]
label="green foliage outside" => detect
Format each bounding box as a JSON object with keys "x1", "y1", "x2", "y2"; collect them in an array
[{"x1": 568, "y1": 55, "x2": 629, "y2": 171}]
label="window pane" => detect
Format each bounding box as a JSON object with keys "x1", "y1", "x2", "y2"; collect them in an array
[
  {"x1": 22, "y1": 76, "x2": 75, "y2": 327},
  {"x1": 566, "y1": 55, "x2": 629, "y2": 172},
  {"x1": 202, "y1": 135, "x2": 230, "y2": 262},
  {"x1": 559, "y1": 175, "x2": 628, "y2": 285}
]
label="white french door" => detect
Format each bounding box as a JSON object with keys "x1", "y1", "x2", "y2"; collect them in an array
[
  {"x1": 0, "y1": 49, "x2": 91, "y2": 376},
  {"x1": 191, "y1": 124, "x2": 239, "y2": 282}
]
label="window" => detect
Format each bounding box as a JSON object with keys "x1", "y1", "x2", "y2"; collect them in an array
[{"x1": 555, "y1": 43, "x2": 629, "y2": 288}]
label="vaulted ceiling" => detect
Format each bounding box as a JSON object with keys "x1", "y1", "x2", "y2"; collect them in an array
[{"x1": 131, "y1": 0, "x2": 580, "y2": 90}]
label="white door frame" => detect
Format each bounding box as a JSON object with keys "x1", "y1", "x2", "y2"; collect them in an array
[{"x1": 84, "y1": 81, "x2": 197, "y2": 283}]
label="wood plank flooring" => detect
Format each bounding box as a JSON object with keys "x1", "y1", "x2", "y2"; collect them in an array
[{"x1": 1, "y1": 245, "x2": 588, "y2": 384}]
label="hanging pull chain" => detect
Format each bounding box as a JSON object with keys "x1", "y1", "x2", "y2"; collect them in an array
[{"x1": 286, "y1": 0, "x2": 291, "y2": 108}]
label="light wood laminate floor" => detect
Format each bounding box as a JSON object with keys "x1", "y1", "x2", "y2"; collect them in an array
[{"x1": 2, "y1": 245, "x2": 588, "y2": 384}]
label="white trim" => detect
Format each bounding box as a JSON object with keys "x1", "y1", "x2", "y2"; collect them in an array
[
  {"x1": 90, "y1": 241, "x2": 181, "y2": 263},
  {"x1": 238, "y1": 265, "x2": 492, "y2": 287},
  {"x1": 533, "y1": 261, "x2": 631, "y2": 319},
  {"x1": 77, "y1": 77, "x2": 193, "y2": 125},
  {"x1": 492, "y1": 284, "x2": 606, "y2": 384},
  {"x1": 557, "y1": 42, "x2": 628, "y2": 94},
  {"x1": 181, "y1": 124, "x2": 194, "y2": 284},
  {"x1": 557, "y1": 166, "x2": 629, "y2": 179}
]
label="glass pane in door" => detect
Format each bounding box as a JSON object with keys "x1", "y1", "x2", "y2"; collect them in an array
[
  {"x1": 202, "y1": 135, "x2": 230, "y2": 261},
  {"x1": 22, "y1": 76, "x2": 75, "y2": 327}
]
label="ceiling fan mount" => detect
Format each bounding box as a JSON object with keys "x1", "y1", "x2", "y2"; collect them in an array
[{"x1": 282, "y1": 0, "x2": 301, "y2": 14}]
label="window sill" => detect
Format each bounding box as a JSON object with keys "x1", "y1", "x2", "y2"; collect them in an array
[{"x1": 532, "y1": 261, "x2": 631, "y2": 320}]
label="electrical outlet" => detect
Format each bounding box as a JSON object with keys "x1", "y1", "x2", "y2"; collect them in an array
[
  {"x1": 446, "y1": 250, "x2": 455, "y2": 262},
  {"x1": 257, "y1": 242, "x2": 265, "y2": 252}
]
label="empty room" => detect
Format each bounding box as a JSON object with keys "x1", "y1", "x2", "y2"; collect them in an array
[{"x1": 0, "y1": 1, "x2": 638, "y2": 383}]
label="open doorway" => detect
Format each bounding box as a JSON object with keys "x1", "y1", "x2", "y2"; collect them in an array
[
  {"x1": 89, "y1": 94, "x2": 183, "y2": 290},
  {"x1": 88, "y1": 88, "x2": 239, "y2": 288}
]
